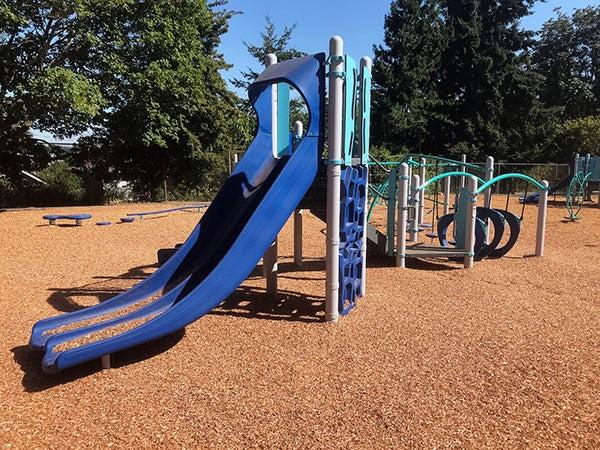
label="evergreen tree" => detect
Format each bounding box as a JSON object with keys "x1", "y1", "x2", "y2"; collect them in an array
[
  {"x1": 373, "y1": 0, "x2": 557, "y2": 161},
  {"x1": 372, "y1": 0, "x2": 446, "y2": 153},
  {"x1": 231, "y1": 16, "x2": 305, "y2": 90},
  {"x1": 230, "y1": 16, "x2": 307, "y2": 127},
  {"x1": 533, "y1": 6, "x2": 600, "y2": 120}
]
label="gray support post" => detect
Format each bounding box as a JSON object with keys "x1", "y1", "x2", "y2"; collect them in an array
[
  {"x1": 359, "y1": 57, "x2": 371, "y2": 297},
  {"x1": 535, "y1": 180, "x2": 549, "y2": 257},
  {"x1": 101, "y1": 355, "x2": 110, "y2": 370},
  {"x1": 387, "y1": 168, "x2": 397, "y2": 256},
  {"x1": 585, "y1": 154, "x2": 592, "y2": 200},
  {"x1": 263, "y1": 53, "x2": 278, "y2": 293},
  {"x1": 574, "y1": 153, "x2": 580, "y2": 174},
  {"x1": 293, "y1": 120, "x2": 304, "y2": 267},
  {"x1": 293, "y1": 210, "x2": 303, "y2": 267},
  {"x1": 396, "y1": 163, "x2": 409, "y2": 267},
  {"x1": 483, "y1": 156, "x2": 494, "y2": 244},
  {"x1": 410, "y1": 174, "x2": 420, "y2": 243},
  {"x1": 443, "y1": 175, "x2": 451, "y2": 215},
  {"x1": 460, "y1": 154, "x2": 467, "y2": 189},
  {"x1": 264, "y1": 240, "x2": 278, "y2": 295},
  {"x1": 325, "y1": 36, "x2": 344, "y2": 322},
  {"x1": 464, "y1": 177, "x2": 478, "y2": 269},
  {"x1": 418, "y1": 157, "x2": 426, "y2": 226},
  {"x1": 484, "y1": 156, "x2": 494, "y2": 208}
]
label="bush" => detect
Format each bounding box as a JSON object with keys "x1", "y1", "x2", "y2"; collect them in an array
[
  {"x1": 552, "y1": 116, "x2": 600, "y2": 161},
  {"x1": 33, "y1": 161, "x2": 85, "y2": 206}
]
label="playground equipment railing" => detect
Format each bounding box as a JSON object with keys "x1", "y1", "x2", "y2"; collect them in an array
[{"x1": 390, "y1": 159, "x2": 550, "y2": 267}]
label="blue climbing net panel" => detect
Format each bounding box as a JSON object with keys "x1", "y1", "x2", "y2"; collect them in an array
[{"x1": 338, "y1": 165, "x2": 367, "y2": 315}]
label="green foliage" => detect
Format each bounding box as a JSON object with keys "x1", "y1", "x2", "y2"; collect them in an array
[
  {"x1": 231, "y1": 16, "x2": 308, "y2": 127},
  {"x1": 1, "y1": 0, "x2": 245, "y2": 202},
  {"x1": 373, "y1": 0, "x2": 558, "y2": 162},
  {"x1": 231, "y1": 16, "x2": 306, "y2": 90},
  {"x1": 552, "y1": 116, "x2": 600, "y2": 160},
  {"x1": 36, "y1": 160, "x2": 84, "y2": 204},
  {"x1": 372, "y1": 0, "x2": 446, "y2": 153},
  {"x1": 29, "y1": 68, "x2": 105, "y2": 138},
  {"x1": 533, "y1": 7, "x2": 600, "y2": 120}
]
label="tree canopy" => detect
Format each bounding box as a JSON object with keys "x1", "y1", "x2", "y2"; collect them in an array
[
  {"x1": 372, "y1": 0, "x2": 566, "y2": 161},
  {"x1": 1, "y1": 0, "x2": 248, "y2": 201}
]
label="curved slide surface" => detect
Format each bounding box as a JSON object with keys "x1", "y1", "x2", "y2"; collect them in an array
[
  {"x1": 521, "y1": 174, "x2": 573, "y2": 204},
  {"x1": 29, "y1": 54, "x2": 326, "y2": 373}
]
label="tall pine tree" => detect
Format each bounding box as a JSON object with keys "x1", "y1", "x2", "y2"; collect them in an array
[
  {"x1": 372, "y1": 0, "x2": 446, "y2": 153},
  {"x1": 373, "y1": 0, "x2": 556, "y2": 161}
]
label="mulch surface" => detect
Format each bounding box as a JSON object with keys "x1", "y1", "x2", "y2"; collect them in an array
[{"x1": 0, "y1": 198, "x2": 598, "y2": 448}]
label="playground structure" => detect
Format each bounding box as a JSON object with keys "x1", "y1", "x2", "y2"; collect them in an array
[
  {"x1": 358, "y1": 154, "x2": 549, "y2": 267},
  {"x1": 29, "y1": 36, "x2": 371, "y2": 373},
  {"x1": 522, "y1": 152, "x2": 600, "y2": 220}
]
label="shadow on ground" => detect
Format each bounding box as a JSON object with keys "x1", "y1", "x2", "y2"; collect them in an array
[
  {"x1": 46, "y1": 263, "x2": 159, "y2": 312},
  {"x1": 11, "y1": 329, "x2": 185, "y2": 393},
  {"x1": 211, "y1": 285, "x2": 325, "y2": 323}
]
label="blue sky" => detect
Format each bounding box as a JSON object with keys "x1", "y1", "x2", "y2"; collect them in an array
[{"x1": 219, "y1": 0, "x2": 600, "y2": 94}]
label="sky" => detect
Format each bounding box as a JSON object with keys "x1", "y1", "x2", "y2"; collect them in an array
[
  {"x1": 219, "y1": 0, "x2": 600, "y2": 94},
  {"x1": 33, "y1": 0, "x2": 600, "y2": 142}
]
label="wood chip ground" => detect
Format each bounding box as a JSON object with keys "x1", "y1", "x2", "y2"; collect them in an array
[{"x1": 0, "y1": 199, "x2": 598, "y2": 448}]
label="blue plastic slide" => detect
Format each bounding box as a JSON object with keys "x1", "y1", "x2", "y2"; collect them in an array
[
  {"x1": 521, "y1": 174, "x2": 573, "y2": 204},
  {"x1": 29, "y1": 54, "x2": 326, "y2": 373}
]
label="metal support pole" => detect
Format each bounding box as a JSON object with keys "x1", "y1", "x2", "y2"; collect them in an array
[
  {"x1": 464, "y1": 177, "x2": 478, "y2": 269},
  {"x1": 387, "y1": 168, "x2": 397, "y2": 256},
  {"x1": 264, "y1": 240, "x2": 278, "y2": 295},
  {"x1": 585, "y1": 154, "x2": 592, "y2": 201},
  {"x1": 293, "y1": 210, "x2": 303, "y2": 267},
  {"x1": 292, "y1": 120, "x2": 304, "y2": 267},
  {"x1": 535, "y1": 180, "x2": 549, "y2": 257},
  {"x1": 263, "y1": 53, "x2": 278, "y2": 294},
  {"x1": 325, "y1": 36, "x2": 343, "y2": 322},
  {"x1": 443, "y1": 175, "x2": 451, "y2": 215},
  {"x1": 410, "y1": 174, "x2": 420, "y2": 243},
  {"x1": 460, "y1": 154, "x2": 467, "y2": 189},
  {"x1": 574, "y1": 153, "x2": 580, "y2": 175},
  {"x1": 484, "y1": 156, "x2": 494, "y2": 208},
  {"x1": 101, "y1": 355, "x2": 110, "y2": 370},
  {"x1": 396, "y1": 163, "x2": 409, "y2": 267},
  {"x1": 484, "y1": 156, "x2": 494, "y2": 244},
  {"x1": 418, "y1": 157, "x2": 426, "y2": 226},
  {"x1": 359, "y1": 56, "x2": 371, "y2": 297}
]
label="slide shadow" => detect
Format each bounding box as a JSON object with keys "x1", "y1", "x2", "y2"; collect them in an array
[
  {"x1": 11, "y1": 329, "x2": 184, "y2": 393},
  {"x1": 211, "y1": 285, "x2": 325, "y2": 323},
  {"x1": 46, "y1": 263, "x2": 159, "y2": 312}
]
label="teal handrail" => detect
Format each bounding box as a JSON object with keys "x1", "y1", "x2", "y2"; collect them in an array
[
  {"x1": 404, "y1": 153, "x2": 485, "y2": 173},
  {"x1": 416, "y1": 171, "x2": 485, "y2": 191},
  {"x1": 475, "y1": 173, "x2": 546, "y2": 195}
]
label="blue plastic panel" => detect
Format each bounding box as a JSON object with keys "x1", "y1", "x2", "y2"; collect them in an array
[
  {"x1": 339, "y1": 165, "x2": 367, "y2": 315},
  {"x1": 343, "y1": 55, "x2": 357, "y2": 166},
  {"x1": 359, "y1": 63, "x2": 371, "y2": 164}
]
